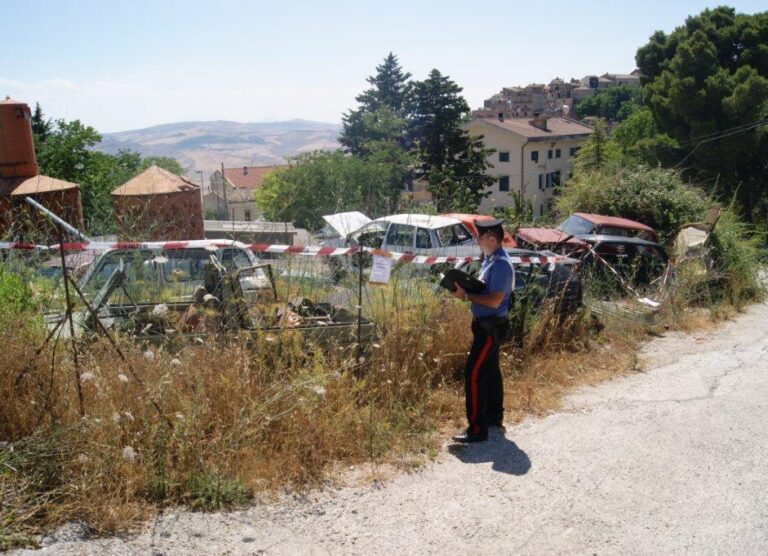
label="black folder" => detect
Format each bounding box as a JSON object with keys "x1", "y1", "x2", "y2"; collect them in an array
[{"x1": 439, "y1": 269, "x2": 486, "y2": 294}]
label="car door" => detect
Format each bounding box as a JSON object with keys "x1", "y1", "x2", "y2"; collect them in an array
[
  {"x1": 414, "y1": 227, "x2": 434, "y2": 254},
  {"x1": 383, "y1": 223, "x2": 416, "y2": 253}
]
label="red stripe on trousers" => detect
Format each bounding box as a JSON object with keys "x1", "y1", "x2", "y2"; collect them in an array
[{"x1": 469, "y1": 335, "x2": 494, "y2": 432}]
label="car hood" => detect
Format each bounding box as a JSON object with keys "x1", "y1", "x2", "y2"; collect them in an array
[
  {"x1": 322, "y1": 211, "x2": 371, "y2": 238},
  {"x1": 516, "y1": 227, "x2": 587, "y2": 246}
]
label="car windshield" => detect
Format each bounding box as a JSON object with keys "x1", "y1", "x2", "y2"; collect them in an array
[
  {"x1": 557, "y1": 215, "x2": 594, "y2": 235},
  {"x1": 351, "y1": 222, "x2": 387, "y2": 248},
  {"x1": 82, "y1": 248, "x2": 263, "y2": 305},
  {"x1": 436, "y1": 224, "x2": 473, "y2": 246}
]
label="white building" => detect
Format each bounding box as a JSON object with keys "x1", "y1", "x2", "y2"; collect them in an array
[{"x1": 465, "y1": 116, "x2": 593, "y2": 217}]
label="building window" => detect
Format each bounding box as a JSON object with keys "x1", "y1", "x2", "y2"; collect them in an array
[
  {"x1": 569, "y1": 146, "x2": 581, "y2": 157},
  {"x1": 544, "y1": 171, "x2": 562, "y2": 189},
  {"x1": 548, "y1": 149, "x2": 553, "y2": 159},
  {"x1": 499, "y1": 176, "x2": 510, "y2": 192},
  {"x1": 531, "y1": 150, "x2": 539, "y2": 162},
  {"x1": 499, "y1": 151, "x2": 510, "y2": 162},
  {"x1": 538, "y1": 174, "x2": 544, "y2": 190},
  {"x1": 244, "y1": 210, "x2": 252, "y2": 221},
  {"x1": 539, "y1": 204, "x2": 544, "y2": 216},
  {"x1": 555, "y1": 148, "x2": 561, "y2": 158}
]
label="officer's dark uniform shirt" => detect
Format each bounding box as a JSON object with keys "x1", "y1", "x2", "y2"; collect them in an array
[{"x1": 470, "y1": 247, "x2": 514, "y2": 319}]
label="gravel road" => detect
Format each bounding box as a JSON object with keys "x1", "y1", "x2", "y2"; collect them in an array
[{"x1": 19, "y1": 302, "x2": 768, "y2": 555}]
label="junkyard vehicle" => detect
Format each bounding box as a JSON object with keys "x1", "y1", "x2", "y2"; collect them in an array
[
  {"x1": 516, "y1": 212, "x2": 660, "y2": 254},
  {"x1": 515, "y1": 213, "x2": 667, "y2": 284},
  {"x1": 55, "y1": 240, "x2": 373, "y2": 347},
  {"x1": 323, "y1": 213, "x2": 481, "y2": 278},
  {"x1": 323, "y1": 213, "x2": 479, "y2": 256},
  {"x1": 579, "y1": 235, "x2": 668, "y2": 285}
]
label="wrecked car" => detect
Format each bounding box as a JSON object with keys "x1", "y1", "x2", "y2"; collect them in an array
[
  {"x1": 323, "y1": 213, "x2": 479, "y2": 256},
  {"x1": 53, "y1": 240, "x2": 373, "y2": 348},
  {"x1": 515, "y1": 213, "x2": 667, "y2": 284},
  {"x1": 516, "y1": 212, "x2": 660, "y2": 254}
]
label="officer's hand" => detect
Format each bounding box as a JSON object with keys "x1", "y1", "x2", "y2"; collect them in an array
[{"x1": 452, "y1": 284, "x2": 467, "y2": 300}]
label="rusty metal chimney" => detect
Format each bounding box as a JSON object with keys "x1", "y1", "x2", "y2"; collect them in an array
[{"x1": 0, "y1": 97, "x2": 38, "y2": 178}]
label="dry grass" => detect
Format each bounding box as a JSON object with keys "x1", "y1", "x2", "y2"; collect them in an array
[{"x1": 0, "y1": 261, "x2": 743, "y2": 550}]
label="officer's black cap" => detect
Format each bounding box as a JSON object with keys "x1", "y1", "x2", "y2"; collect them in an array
[{"x1": 475, "y1": 218, "x2": 505, "y2": 234}]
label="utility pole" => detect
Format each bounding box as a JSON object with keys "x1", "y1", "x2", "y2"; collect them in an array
[
  {"x1": 220, "y1": 162, "x2": 230, "y2": 221},
  {"x1": 195, "y1": 170, "x2": 205, "y2": 215}
]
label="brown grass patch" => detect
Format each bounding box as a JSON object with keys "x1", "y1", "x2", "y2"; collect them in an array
[{"x1": 0, "y1": 274, "x2": 735, "y2": 550}]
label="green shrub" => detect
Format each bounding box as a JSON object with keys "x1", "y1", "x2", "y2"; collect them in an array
[
  {"x1": 556, "y1": 165, "x2": 706, "y2": 243},
  {"x1": 0, "y1": 266, "x2": 34, "y2": 314},
  {"x1": 184, "y1": 473, "x2": 252, "y2": 511},
  {"x1": 708, "y1": 208, "x2": 765, "y2": 307}
]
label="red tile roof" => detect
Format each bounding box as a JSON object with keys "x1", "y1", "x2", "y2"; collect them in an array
[{"x1": 223, "y1": 165, "x2": 290, "y2": 189}]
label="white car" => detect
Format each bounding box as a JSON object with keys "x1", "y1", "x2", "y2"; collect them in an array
[{"x1": 323, "y1": 213, "x2": 479, "y2": 257}]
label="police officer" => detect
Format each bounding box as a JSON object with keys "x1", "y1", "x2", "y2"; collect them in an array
[{"x1": 451, "y1": 219, "x2": 514, "y2": 443}]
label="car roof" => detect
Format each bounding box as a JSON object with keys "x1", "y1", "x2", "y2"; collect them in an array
[
  {"x1": 574, "y1": 213, "x2": 655, "y2": 233},
  {"x1": 97, "y1": 239, "x2": 253, "y2": 252},
  {"x1": 371, "y1": 214, "x2": 462, "y2": 230}
]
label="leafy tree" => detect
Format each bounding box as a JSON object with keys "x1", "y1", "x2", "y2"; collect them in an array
[
  {"x1": 610, "y1": 107, "x2": 684, "y2": 166},
  {"x1": 254, "y1": 151, "x2": 405, "y2": 230},
  {"x1": 139, "y1": 156, "x2": 185, "y2": 175},
  {"x1": 35, "y1": 119, "x2": 101, "y2": 185},
  {"x1": 575, "y1": 85, "x2": 643, "y2": 122},
  {"x1": 636, "y1": 6, "x2": 768, "y2": 219},
  {"x1": 80, "y1": 150, "x2": 142, "y2": 233},
  {"x1": 340, "y1": 53, "x2": 412, "y2": 155},
  {"x1": 407, "y1": 69, "x2": 495, "y2": 212}
]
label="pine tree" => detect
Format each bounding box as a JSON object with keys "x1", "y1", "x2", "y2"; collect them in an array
[
  {"x1": 340, "y1": 53, "x2": 411, "y2": 155},
  {"x1": 636, "y1": 6, "x2": 768, "y2": 219},
  {"x1": 407, "y1": 70, "x2": 495, "y2": 211},
  {"x1": 30, "y1": 103, "x2": 52, "y2": 144}
]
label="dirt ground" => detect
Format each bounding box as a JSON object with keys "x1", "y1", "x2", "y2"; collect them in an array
[{"x1": 16, "y1": 301, "x2": 768, "y2": 555}]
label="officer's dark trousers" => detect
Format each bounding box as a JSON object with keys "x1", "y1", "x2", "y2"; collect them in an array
[{"x1": 464, "y1": 318, "x2": 505, "y2": 435}]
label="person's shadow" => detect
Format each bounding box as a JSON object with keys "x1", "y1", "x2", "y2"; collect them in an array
[{"x1": 448, "y1": 430, "x2": 531, "y2": 475}]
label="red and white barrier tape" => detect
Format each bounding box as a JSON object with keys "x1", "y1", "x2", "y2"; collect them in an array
[{"x1": 0, "y1": 240, "x2": 562, "y2": 266}]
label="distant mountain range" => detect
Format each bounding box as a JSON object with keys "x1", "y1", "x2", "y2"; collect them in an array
[{"x1": 96, "y1": 120, "x2": 341, "y2": 177}]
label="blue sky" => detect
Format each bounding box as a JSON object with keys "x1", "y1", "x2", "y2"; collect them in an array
[{"x1": 2, "y1": 0, "x2": 765, "y2": 132}]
